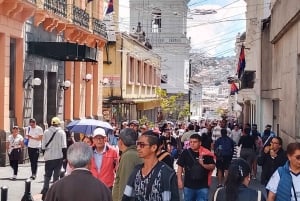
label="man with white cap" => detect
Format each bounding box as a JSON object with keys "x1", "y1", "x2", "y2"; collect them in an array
[
  {"x1": 41, "y1": 116, "x2": 67, "y2": 200},
  {"x1": 90, "y1": 127, "x2": 119, "y2": 189}
]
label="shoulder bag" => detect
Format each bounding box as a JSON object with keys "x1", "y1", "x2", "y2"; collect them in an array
[
  {"x1": 42, "y1": 130, "x2": 58, "y2": 154},
  {"x1": 187, "y1": 149, "x2": 205, "y2": 180}
]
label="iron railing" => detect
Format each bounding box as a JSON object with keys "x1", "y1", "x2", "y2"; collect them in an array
[
  {"x1": 92, "y1": 18, "x2": 107, "y2": 38},
  {"x1": 44, "y1": 0, "x2": 67, "y2": 18},
  {"x1": 73, "y1": 5, "x2": 89, "y2": 29}
]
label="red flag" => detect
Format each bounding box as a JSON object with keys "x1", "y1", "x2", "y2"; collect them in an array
[
  {"x1": 237, "y1": 46, "x2": 246, "y2": 79},
  {"x1": 230, "y1": 83, "x2": 239, "y2": 95}
]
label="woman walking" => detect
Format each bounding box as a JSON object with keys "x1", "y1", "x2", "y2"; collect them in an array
[
  {"x1": 213, "y1": 158, "x2": 265, "y2": 201},
  {"x1": 6, "y1": 125, "x2": 24, "y2": 180}
]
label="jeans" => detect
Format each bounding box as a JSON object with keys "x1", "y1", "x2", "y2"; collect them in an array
[
  {"x1": 184, "y1": 187, "x2": 208, "y2": 201},
  {"x1": 28, "y1": 147, "x2": 40, "y2": 175}
]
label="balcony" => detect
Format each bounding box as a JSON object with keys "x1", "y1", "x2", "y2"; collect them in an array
[
  {"x1": 73, "y1": 5, "x2": 89, "y2": 29},
  {"x1": 44, "y1": 0, "x2": 67, "y2": 18},
  {"x1": 92, "y1": 18, "x2": 107, "y2": 38},
  {"x1": 25, "y1": 0, "x2": 36, "y2": 3}
]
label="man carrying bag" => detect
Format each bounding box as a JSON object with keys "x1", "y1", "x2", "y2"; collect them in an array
[{"x1": 40, "y1": 117, "x2": 67, "y2": 200}]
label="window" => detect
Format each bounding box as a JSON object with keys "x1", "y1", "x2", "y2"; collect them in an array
[
  {"x1": 149, "y1": 65, "x2": 153, "y2": 85},
  {"x1": 137, "y1": 60, "x2": 142, "y2": 84},
  {"x1": 128, "y1": 57, "x2": 135, "y2": 84},
  {"x1": 143, "y1": 63, "x2": 148, "y2": 85},
  {"x1": 151, "y1": 9, "x2": 161, "y2": 33},
  {"x1": 153, "y1": 67, "x2": 157, "y2": 86},
  {"x1": 241, "y1": 71, "x2": 255, "y2": 89}
]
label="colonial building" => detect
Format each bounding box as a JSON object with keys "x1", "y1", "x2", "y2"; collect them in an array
[
  {"x1": 0, "y1": 0, "x2": 107, "y2": 165},
  {"x1": 102, "y1": 32, "x2": 161, "y2": 125}
]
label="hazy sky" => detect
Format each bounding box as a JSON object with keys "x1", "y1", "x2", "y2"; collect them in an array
[{"x1": 119, "y1": 0, "x2": 246, "y2": 57}]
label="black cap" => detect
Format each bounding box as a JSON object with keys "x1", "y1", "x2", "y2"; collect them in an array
[{"x1": 29, "y1": 118, "x2": 36, "y2": 123}]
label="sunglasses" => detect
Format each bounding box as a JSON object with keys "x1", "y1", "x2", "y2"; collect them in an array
[{"x1": 136, "y1": 142, "x2": 150, "y2": 148}]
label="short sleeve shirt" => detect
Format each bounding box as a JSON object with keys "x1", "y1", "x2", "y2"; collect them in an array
[
  {"x1": 266, "y1": 170, "x2": 300, "y2": 201},
  {"x1": 134, "y1": 165, "x2": 163, "y2": 201},
  {"x1": 177, "y1": 148, "x2": 215, "y2": 189},
  {"x1": 28, "y1": 126, "x2": 43, "y2": 148},
  {"x1": 7, "y1": 134, "x2": 23, "y2": 149}
]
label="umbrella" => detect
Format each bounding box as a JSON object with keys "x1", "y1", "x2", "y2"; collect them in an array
[{"x1": 66, "y1": 119, "x2": 113, "y2": 135}]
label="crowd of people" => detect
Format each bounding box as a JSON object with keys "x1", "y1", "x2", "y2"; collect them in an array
[{"x1": 5, "y1": 117, "x2": 300, "y2": 201}]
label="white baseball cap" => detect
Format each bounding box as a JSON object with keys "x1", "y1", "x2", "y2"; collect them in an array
[{"x1": 93, "y1": 128, "x2": 106, "y2": 137}]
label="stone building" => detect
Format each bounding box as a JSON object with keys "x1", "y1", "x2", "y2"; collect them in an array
[{"x1": 129, "y1": 0, "x2": 191, "y2": 95}]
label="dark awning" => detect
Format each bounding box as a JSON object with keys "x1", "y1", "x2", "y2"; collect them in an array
[{"x1": 28, "y1": 42, "x2": 98, "y2": 62}]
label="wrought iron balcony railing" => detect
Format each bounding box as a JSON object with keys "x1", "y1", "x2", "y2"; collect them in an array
[
  {"x1": 92, "y1": 18, "x2": 107, "y2": 38},
  {"x1": 44, "y1": 0, "x2": 67, "y2": 18},
  {"x1": 73, "y1": 5, "x2": 89, "y2": 29},
  {"x1": 25, "y1": 0, "x2": 36, "y2": 4}
]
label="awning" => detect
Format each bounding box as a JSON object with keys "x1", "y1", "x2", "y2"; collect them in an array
[{"x1": 28, "y1": 42, "x2": 98, "y2": 62}]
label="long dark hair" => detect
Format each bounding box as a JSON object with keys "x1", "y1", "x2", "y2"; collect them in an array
[{"x1": 225, "y1": 158, "x2": 251, "y2": 201}]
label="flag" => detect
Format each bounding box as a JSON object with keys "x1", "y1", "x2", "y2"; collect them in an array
[
  {"x1": 106, "y1": 0, "x2": 114, "y2": 15},
  {"x1": 237, "y1": 45, "x2": 246, "y2": 79},
  {"x1": 230, "y1": 83, "x2": 239, "y2": 95}
]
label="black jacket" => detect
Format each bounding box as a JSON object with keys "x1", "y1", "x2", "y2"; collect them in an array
[
  {"x1": 214, "y1": 185, "x2": 266, "y2": 201},
  {"x1": 257, "y1": 148, "x2": 287, "y2": 185}
]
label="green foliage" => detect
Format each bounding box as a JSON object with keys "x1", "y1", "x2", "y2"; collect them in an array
[
  {"x1": 178, "y1": 102, "x2": 190, "y2": 120},
  {"x1": 138, "y1": 115, "x2": 154, "y2": 128},
  {"x1": 155, "y1": 88, "x2": 190, "y2": 120}
]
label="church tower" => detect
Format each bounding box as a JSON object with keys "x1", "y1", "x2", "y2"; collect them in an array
[{"x1": 129, "y1": 0, "x2": 191, "y2": 94}]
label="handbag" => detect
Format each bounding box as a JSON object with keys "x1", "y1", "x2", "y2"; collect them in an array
[
  {"x1": 187, "y1": 149, "x2": 205, "y2": 180},
  {"x1": 24, "y1": 126, "x2": 30, "y2": 147}
]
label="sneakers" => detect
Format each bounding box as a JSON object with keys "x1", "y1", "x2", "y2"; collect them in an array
[
  {"x1": 30, "y1": 175, "x2": 36, "y2": 180},
  {"x1": 10, "y1": 175, "x2": 17, "y2": 180}
]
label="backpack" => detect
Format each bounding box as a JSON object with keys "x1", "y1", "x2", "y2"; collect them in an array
[{"x1": 216, "y1": 137, "x2": 234, "y2": 157}]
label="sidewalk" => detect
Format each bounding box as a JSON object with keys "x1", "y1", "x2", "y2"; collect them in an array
[{"x1": 0, "y1": 161, "x2": 45, "y2": 201}]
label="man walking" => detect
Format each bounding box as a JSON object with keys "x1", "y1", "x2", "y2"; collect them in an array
[
  {"x1": 122, "y1": 130, "x2": 179, "y2": 201},
  {"x1": 112, "y1": 128, "x2": 143, "y2": 201},
  {"x1": 45, "y1": 142, "x2": 112, "y2": 201},
  {"x1": 257, "y1": 136, "x2": 287, "y2": 186},
  {"x1": 41, "y1": 117, "x2": 67, "y2": 200},
  {"x1": 90, "y1": 127, "x2": 119, "y2": 189},
  {"x1": 177, "y1": 134, "x2": 215, "y2": 201},
  {"x1": 26, "y1": 118, "x2": 43, "y2": 179}
]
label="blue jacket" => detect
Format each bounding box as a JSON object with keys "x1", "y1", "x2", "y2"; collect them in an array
[{"x1": 276, "y1": 161, "x2": 292, "y2": 201}]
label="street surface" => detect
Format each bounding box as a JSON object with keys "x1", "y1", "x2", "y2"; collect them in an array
[{"x1": 0, "y1": 160, "x2": 267, "y2": 201}]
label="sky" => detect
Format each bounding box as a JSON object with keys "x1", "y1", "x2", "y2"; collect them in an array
[{"x1": 119, "y1": 0, "x2": 246, "y2": 57}]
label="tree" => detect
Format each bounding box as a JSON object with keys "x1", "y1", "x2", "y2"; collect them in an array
[{"x1": 155, "y1": 88, "x2": 188, "y2": 121}]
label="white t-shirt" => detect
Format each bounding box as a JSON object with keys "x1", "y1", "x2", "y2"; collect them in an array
[
  {"x1": 27, "y1": 126, "x2": 43, "y2": 148},
  {"x1": 231, "y1": 129, "x2": 242, "y2": 144},
  {"x1": 266, "y1": 169, "x2": 300, "y2": 201},
  {"x1": 7, "y1": 134, "x2": 23, "y2": 153}
]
